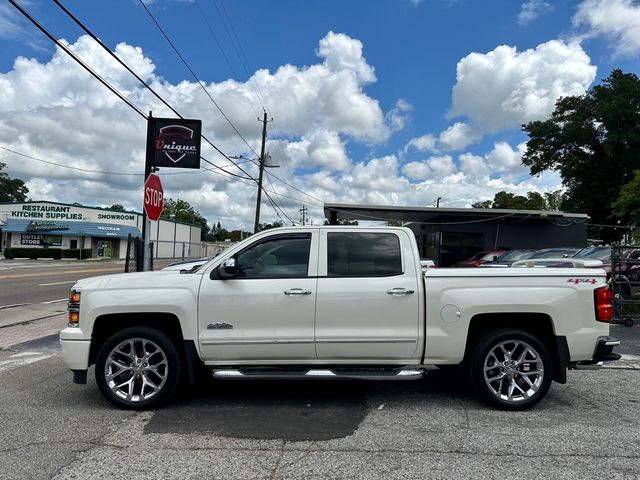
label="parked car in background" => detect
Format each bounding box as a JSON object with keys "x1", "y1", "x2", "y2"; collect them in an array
[
  {"x1": 528, "y1": 247, "x2": 582, "y2": 259},
  {"x1": 420, "y1": 258, "x2": 436, "y2": 271},
  {"x1": 162, "y1": 256, "x2": 216, "y2": 273},
  {"x1": 573, "y1": 246, "x2": 611, "y2": 278},
  {"x1": 480, "y1": 249, "x2": 536, "y2": 268},
  {"x1": 453, "y1": 250, "x2": 504, "y2": 267}
]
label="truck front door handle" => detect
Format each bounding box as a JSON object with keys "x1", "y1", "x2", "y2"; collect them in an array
[
  {"x1": 284, "y1": 288, "x2": 312, "y2": 296},
  {"x1": 387, "y1": 288, "x2": 415, "y2": 296}
]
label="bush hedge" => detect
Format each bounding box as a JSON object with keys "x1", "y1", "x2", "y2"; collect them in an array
[
  {"x1": 3, "y1": 247, "x2": 63, "y2": 260},
  {"x1": 62, "y1": 249, "x2": 92, "y2": 259},
  {"x1": 3, "y1": 248, "x2": 93, "y2": 259}
]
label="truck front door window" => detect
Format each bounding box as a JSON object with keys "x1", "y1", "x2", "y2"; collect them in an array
[{"x1": 235, "y1": 235, "x2": 311, "y2": 278}]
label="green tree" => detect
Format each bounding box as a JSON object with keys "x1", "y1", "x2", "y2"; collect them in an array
[
  {"x1": 612, "y1": 170, "x2": 640, "y2": 223},
  {"x1": 0, "y1": 162, "x2": 28, "y2": 202},
  {"x1": 522, "y1": 69, "x2": 640, "y2": 242},
  {"x1": 161, "y1": 198, "x2": 209, "y2": 238},
  {"x1": 259, "y1": 221, "x2": 284, "y2": 231},
  {"x1": 473, "y1": 190, "x2": 563, "y2": 210},
  {"x1": 108, "y1": 204, "x2": 126, "y2": 212}
]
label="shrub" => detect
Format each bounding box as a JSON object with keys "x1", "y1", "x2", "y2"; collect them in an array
[
  {"x1": 62, "y1": 249, "x2": 92, "y2": 259},
  {"x1": 3, "y1": 247, "x2": 63, "y2": 260}
]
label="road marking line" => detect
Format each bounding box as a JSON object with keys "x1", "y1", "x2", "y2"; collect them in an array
[
  {"x1": 11, "y1": 351, "x2": 46, "y2": 358},
  {"x1": 38, "y1": 281, "x2": 76, "y2": 287},
  {"x1": 42, "y1": 298, "x2": 68, "y2": 304},
  {"x1": 0, "y1": 354, "x2": 52, "y2": 374},
  {"x1": 0, "y1": 303, "x2": 29, "y2": 310},
  {"x1": 0, "y1": 267, "x2": 122, "y2": 280}
]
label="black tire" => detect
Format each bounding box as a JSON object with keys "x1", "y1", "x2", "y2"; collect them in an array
[
  {"x1": 95, "y1": 326, "x2": 183, "y2": 410},
  {"x1": 468, "y1": 328, "x2": 552, "y2": 410}
]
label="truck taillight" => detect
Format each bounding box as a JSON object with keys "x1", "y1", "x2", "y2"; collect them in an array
[{"x1": 594, "y1": 286, "x2": 612, "y2": 323}]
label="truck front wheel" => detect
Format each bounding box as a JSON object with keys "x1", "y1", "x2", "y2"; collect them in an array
[
  {"x1": 95, "y1": 326, "x2": 182, "y2": 410},
  {"x1": 469, "y1": 329, "x2": 552, "y2": 410}
]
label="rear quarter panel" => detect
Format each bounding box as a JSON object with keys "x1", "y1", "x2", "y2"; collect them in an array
[{"x1": 423, "y1": 269, "x2": 609, "y2": 364}]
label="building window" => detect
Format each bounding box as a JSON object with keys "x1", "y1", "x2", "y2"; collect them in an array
[{"x1": 70, "y1": 240, "x2": 78, "y2": 249}]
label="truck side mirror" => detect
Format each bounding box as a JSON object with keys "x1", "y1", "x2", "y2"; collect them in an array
[{"x1": 216, "y1": 258, "x2": 237, "y2": 279}]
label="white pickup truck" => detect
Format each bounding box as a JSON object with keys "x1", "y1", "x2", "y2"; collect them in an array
[{"x1": 60, "y1": 226, "x2": 620, "y2": 411}]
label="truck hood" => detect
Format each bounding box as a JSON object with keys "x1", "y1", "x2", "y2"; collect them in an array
[{"x1": 72, "y1": 270, "x2": 203, "y2": 291}]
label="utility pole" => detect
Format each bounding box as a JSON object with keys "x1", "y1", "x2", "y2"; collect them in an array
[
  {"x1": 254, "y1": 111, "x2": 270, "y2": 234},
  {"x1": 299, "y1": 205, "x2": 308, "y2": 226}
]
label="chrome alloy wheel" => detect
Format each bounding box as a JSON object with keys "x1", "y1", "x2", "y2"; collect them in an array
[
  {"x1": 483, "y1": 339, "x2": 544, "y2": 404},
  {"x1": 104, "y1": 338, "x2": 168, "y2": 403}
]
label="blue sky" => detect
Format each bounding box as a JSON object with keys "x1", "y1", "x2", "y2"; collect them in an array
[{"x1": 1, "y1": 0, "x2": 639, "y2": 228}]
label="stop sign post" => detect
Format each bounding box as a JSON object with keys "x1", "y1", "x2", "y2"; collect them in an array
[{"x1": 144, "y1": 173, "x2": 164, "y2": 221}]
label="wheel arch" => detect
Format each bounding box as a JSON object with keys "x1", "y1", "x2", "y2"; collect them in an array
[
  {"x1": 89, "y1": 312, "x2": 184, "y2": 366},
  {"x1": 463, "y1": 312, "x2": 568, "y2": 384},
  {"x1": 90, "y1": 312, "x2": 204, "y2": 388}
]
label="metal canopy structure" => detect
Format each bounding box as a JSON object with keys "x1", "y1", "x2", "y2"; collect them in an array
[
  {"x1": 323, "y1": 203, "x2": 589, "y2": 267},
  {"x1": 323, "y1": 203, "x2": 588, "y2": 225}
]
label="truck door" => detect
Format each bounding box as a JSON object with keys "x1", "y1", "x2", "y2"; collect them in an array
[
  {"x1": 198, "y1": 231, "x2": 319, "y2": 362},
  {"x1": 315, "y1": 230, "x2": 421, "y2": 362}
]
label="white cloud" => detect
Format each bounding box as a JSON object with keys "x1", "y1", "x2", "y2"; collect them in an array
[
  {"x1": 403, "y1": 134, "x2": 437, "y2": 154},
  {"x1": 518, "y1": 0, "x2": 552, "y2": 25},
  {"x1": 438, "y1": 122, "x2": 480, "y2": 150},
  {"x1": 347, "y1": 155, "x2": 408, "y2": 193},
  {"x1": 386, "y1": 99, "x2": 412, "y2": 133},
  {"x1": 574, "y1": 0, "x2": 640, "y2": 57},
  {"x1": 0, "y1": 32, "x2": 417, "y2": 229},
  {"x1": 485, "y1": 141, "x2": 527, "y2": 172},
  {"x1": 283, "y1": 130, "x2": 350, "y2": 171},
  {"x1": 0, "y1": 31, "x2": 567, "y2": 229},
  {"x1": 449, "y1": 40, "x2": 596, "y2": 133},
  {"x1": 402, "y1": 155, "x2": 455, "y2": 181},
  {"x1": 317, "y1": 31, "x2": 376, "y2": 84}
]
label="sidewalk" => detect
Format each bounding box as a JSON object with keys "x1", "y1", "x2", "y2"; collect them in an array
[{"x1": 0, "y1": 302, "x2": 67, "y2": 349}]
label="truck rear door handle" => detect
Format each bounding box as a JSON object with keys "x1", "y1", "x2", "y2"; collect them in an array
[
  {"x1": 387, "y1": 288, "x2": 414, "y2": 295},
  {"x1": 284, "y1": 288, "x2": 312, "y2": 296}
]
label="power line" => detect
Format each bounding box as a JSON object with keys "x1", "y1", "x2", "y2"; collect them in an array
[
  {"x1": 8, "y1": 0, "x2": 147, "y2": 120},
  {"x1": 0, "y1": 145, "x2": 191, "y2": 176},
  {"x1": 51, "y1": 0, "x2": 256, "y2": 182},
  {"x1": 212, "y1": 0, "x2": 269, "y2": 111},
  {"x1": 11, "y1": 0, "x2": 305, "y2": 227},
  {"x1": 264, "y1": 169, "x2": 327, "y2": 205},
  {"x1": 138, "y1": 0, "x2": 260, "y2": 159},
  {"x1": 193, "y1": 0, "x2": 261, "y2": 118}
]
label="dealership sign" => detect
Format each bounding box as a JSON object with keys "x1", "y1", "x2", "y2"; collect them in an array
[{"x1": 150, "y1": 117, "x2": 202, "y2": 169}]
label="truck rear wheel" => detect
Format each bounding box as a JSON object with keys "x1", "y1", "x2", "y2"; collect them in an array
[
  {"x1": 469, "y1": 328, "x2": 552, "y2": 410},
  {"x1": 95, "y1": 327, "x2": 182, "y2": 410}
]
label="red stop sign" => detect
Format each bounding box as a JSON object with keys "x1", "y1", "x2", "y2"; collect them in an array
[{"x1": 143, "y1": 173, "x2": 164, "y2": 221}]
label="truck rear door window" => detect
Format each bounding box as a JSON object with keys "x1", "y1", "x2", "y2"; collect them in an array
[{"x1": 327, "y1": 232, "x2": 402, "y2": 277}]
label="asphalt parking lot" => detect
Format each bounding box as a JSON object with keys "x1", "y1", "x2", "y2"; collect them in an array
[{"x1": 0, "y1": 325, "x2": 638, "y2": 480}]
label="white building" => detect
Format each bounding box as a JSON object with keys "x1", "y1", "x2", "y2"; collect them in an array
[{"x1": 0, "y1": 201, "x2": 203, "y2": 259}]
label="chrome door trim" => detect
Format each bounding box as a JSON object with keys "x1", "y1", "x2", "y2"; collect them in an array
[
  {"x1": 201, "y1": 339, "x2": 315, "y2": 346},
  {"x1": 315, "y1": 338, "x2": 417, "y2": 344}
]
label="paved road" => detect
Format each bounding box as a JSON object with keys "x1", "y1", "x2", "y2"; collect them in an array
[
  {"x1": 0, "y1": 326, "x2": 638, "y2": 480},
  {"x1": 0, "y1": 259, "x2": 175, "y2": 307}
]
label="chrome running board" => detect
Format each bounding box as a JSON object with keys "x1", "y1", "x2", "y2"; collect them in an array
[{"x1": 211, "y1": 367, "x2": 426, "y2": 380}]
